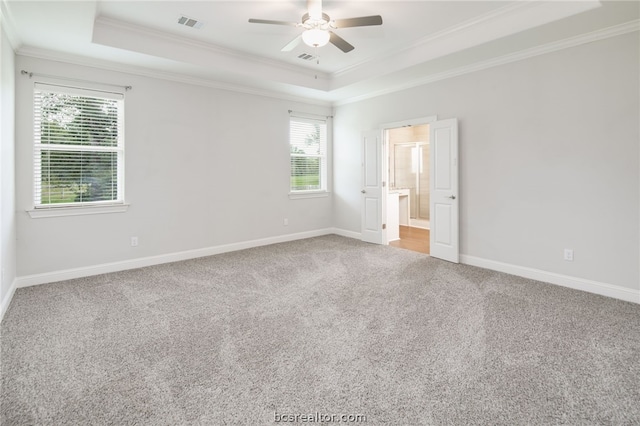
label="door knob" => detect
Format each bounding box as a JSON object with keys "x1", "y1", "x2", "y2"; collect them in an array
[
  {"x1": 448, "y1": 195, "x2": 456, "y2": 200},
  {"x1": 361, "y1": 190, "x2": 366, "y2": 194}
]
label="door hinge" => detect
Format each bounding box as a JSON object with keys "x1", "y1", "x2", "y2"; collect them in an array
[
  {"x1": 382, "y1": 181, "x2": 386, "y2": 187},
  {"x1": 382, "y1": 223, "x2": 386, "y2": 230}
]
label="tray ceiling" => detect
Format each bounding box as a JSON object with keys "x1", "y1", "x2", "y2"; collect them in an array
[{"x1": 2, "y1": 1, "x2": 638, "y2": 104}]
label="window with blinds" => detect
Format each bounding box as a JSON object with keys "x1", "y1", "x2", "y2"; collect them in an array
[
  {"x1": 290, "y1": 116, "x2": 327, "y2": 192},
  {"x1": 33, "y1": 83, "x2": 125, "y2": 208}
]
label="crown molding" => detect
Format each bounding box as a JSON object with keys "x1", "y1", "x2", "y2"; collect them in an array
[
  {"x1": 333, "y1": 1, "x2": 531, "y2": 78},
  {"x1": 14, "y1": 17, "x2": 638, "y2": 108},
  {"x1": 93, "y1": 16, "x2": 331, "y2": 91},
  {"x1": 0, "y1": 0, "x2": 21, "y2": 50},
  {"x1": 95, "y1": 16, "x2": 328, "y2": 79},
  {"x1": 334, "y1": 19, "x2": 640, "y2": 107},
  {"x1": 16, "y1": 46, "x2": 333, "y2": 107},
  {"x1": 330, "y1": 0, "x2": 602, "y2": 90}
]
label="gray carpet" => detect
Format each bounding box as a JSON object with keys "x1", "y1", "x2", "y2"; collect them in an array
[{"x1": 1, "y1": 235, "x2": 639, "y2": 425}]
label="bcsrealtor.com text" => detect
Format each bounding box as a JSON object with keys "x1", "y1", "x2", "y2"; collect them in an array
[{"x1": 274, "y1": 412, "x2": 366, "y2": 423}]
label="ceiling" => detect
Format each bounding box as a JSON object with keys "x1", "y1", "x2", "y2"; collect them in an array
[{"x1": 2, "y1": 1, "x2": 639, "y2": 104}]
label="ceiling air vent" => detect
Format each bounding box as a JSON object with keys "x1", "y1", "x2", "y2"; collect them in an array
[
  {"x1": 297, "y1": 53, "x2": 317, "y2": 61},
  {"x1": 177, "y1": 15, "x2": 204, "y2": 29}
]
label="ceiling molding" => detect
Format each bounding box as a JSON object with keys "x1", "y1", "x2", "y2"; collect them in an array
[
  {"x1": 0, "y1": 0, "x2": 21, "y2": 50},
  {"x1": 17, "y1": 17, "x2": 638, "y2": 109},
  {"x1": 334, "y1": 19, "x2": 640, "y2": 107},
  {"x1": 15, "y1": 46, "x2": 333, "y2": 108},
  {"x1": 330, "y1": 0, "x2": 602, "y2": 90},
  {"x1": 92, "y1": 16, "x2": 331, "y2": 92},
  {"x1": 332, "y1": 1, "x2": 529, "y2": 78},
  {"x1": 11, "y1": 1, "x2": 637, "y2": 108},
  {"x1": 90, "y1": 1, "x2": 605, "y2": 96},
  {"x1": 95, "y1": 16, "x2": 325, "y2": 78}
]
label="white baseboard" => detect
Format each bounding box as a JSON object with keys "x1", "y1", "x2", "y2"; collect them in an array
[
  {"x1": 16, "y1": 228, "x2": 338, "y2": 289},
  {"x1": 460, "y1": 254, "x2": 640, "y2": 304},
  {"x1": 1, "y1": 278, "x2": 18, "y2": 322},
  {"x1": 8, "y1": 231, "x2": 637, "y2": 317},
  {"x1": 330, "y1": 228, "x2": 362, "y2": 240}
]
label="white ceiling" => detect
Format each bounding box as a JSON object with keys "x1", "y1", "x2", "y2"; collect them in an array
[{"x1": 2, "y1": 1, "x2": 639, "y2": 104}]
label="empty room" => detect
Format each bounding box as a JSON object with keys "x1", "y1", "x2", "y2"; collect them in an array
[{"x1": 1, "y1": 0, "x2": 639, "y2": 424}]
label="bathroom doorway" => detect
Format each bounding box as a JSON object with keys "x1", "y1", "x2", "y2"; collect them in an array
[{"x1": 386, "y1": 124, "x2": 430, "y2": 254}]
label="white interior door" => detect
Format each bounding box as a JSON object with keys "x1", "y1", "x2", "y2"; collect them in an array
[
  {"x1": 361, "y1": 130, "x2": 384, "y2": 244},
  {"x1": 429, "y1": 118, "x2": 459, "y2": 263}
]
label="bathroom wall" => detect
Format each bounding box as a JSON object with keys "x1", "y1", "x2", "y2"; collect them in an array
[{"x1": 388, "y1": 125, "x2": 430, "y2": 219}]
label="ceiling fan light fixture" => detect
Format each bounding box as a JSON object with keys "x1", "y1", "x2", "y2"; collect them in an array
[
  {"x1": 302, "y1": 28, "x2": 330, "y2": 47},
  {"x1": 249, "y1": 4, "x2": 383, "y2": 53}
]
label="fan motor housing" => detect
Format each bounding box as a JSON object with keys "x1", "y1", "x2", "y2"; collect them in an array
[{"x1": 302, "y1": 12, "x2": 331, "y2": 28}]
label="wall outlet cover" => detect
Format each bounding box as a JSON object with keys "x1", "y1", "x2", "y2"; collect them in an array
[{"x1": 563, "y1": 249, "x2": 574, "y2": 261}]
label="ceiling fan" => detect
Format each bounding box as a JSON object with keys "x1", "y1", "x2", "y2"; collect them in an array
[{"x1": 248, "y1": 0, "x2": 383, "y2": 53}]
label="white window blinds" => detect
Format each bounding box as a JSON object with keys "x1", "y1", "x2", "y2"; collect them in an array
[
  {"x1": 290, "y1": 116, "x2": 327, "y2": 192},
  {"x1": 33, "y1": 83, "x2": 125, "y2": 208}
]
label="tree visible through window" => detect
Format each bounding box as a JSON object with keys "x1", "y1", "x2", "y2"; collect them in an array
[
  {"x1": 290, "y1": 117, "x2": 327, "y2": 192},
  {"x1": 33, "y1": 83, "x2": 124, "y2": 207}
]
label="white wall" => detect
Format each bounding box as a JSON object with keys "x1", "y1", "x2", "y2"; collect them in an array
[
  {"x1": 8, "y1": 31, "x2": 640, "y2": 300},
  {"x1": 1, "y1": 19, "x2": 17, "y2": 316},
  {"x1": 333, "y1": 32, "x2": 639, "y2": 292},
  {"x1": 15, "y1": 56, "x2": 332, "y2": 277}
]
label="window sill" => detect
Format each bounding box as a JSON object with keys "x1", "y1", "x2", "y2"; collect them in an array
[
  {"x1": 27, "y1": 203, "x2": 130, "y2": 218},
  {"x1": 288, "y1": 191, "x2": 330, "y2": 200}
]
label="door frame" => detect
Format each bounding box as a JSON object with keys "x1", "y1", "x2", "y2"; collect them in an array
[{"x1": 379, "y1": 116, "x2": 437, "y2": 245}]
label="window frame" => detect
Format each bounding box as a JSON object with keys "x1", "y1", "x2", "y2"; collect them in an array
[
  {"x1": 289, "y1": 115, "x2": 329, "y2": 198},
  {"x1": 28, "y1": 82, "x2": 127, "y2": 218}
]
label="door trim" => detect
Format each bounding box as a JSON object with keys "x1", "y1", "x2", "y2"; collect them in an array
[{"x1": 380, "y1": 116, "x2": 438, "y2": 130}]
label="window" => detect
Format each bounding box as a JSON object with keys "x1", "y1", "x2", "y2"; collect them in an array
[
  {"x1": 289, "y1": 116, "x2": 327, "y2": 193},
  {"x1": 33, "y1": 83, "x2": 124, "y2": 209}
]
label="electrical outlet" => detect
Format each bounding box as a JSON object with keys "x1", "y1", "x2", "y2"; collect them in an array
[
  {"x1": 563, "y1": 249, "x2": 574, "y2": 261},
  {"x1": 131, "y1": 236, "x2": 139, "y2": 247},
  {"x1": 283, "y1": 218, "x2": 289, "y2": 226}
]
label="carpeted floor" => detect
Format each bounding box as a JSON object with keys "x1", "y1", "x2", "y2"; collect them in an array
[{"x1": 1, "y1": 235, "x2": 639, "y2": 425}]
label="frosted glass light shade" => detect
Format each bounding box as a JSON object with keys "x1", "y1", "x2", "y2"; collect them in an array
[{"x1": 302, "y1": 29, "x2": 330, "y2": 47}]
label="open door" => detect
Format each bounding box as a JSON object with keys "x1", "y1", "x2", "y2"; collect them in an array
[
  {"x1": 429, "y1": 118, "x2": 459, "y2": 263},
  {"x1": 361, "y1": 130, "x2": 384, "y2": 244}
]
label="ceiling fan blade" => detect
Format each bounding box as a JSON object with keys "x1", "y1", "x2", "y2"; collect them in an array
[
  {"x1": 329, "y1": 31, "x2": 354, "y2": 53},
  {"x1": 333, "y1": 15, "x2": 383, "y2": 28},
  {"x1": 248, "y1": 18, "x2": 298, "y2": 27},
  {"x1": 281, "y1": 35, "x2": 302, "y2": 52}
]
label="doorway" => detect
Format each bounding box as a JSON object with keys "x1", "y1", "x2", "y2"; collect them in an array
[
  {"x1": 360, "y1": 117, "x2": 458, "y2": 262},
  {"x1": 386, "y1": 125, "x2": 430, "y2": 254}
]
